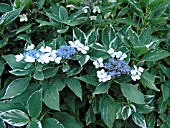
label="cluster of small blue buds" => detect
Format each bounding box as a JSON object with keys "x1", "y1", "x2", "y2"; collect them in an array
[
  {"x1": 56, "y1": 45, "x2": 77, "y2": 59},
  {"x1": 104, "y1": 58, "x2": 131, "y2": 78}
]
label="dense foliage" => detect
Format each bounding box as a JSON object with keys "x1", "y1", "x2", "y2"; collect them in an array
[{"x1": 0, "y1": 0, "x2": 170, "y2": 128}]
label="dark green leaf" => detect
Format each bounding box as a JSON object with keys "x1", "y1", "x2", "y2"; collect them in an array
[
  {"x1": 3, "y1": 7, "x2": 24, "y2": 26},
  {"x1": 43, "y1": 67, "x2": 59, "y2": 79},
  {"x1": 139, "y1": 26, "x2": 151, "y2": 45},
  {"x1": 99, "y1": 94, "x2": 118, "y2": 128},
  {"x1": 85, "y1": 28, "x2": 97, "y2": 45},
  {"x1": 43, "y1": 84, "x2": 60, "y2": 111},
  {"x1": 120, "y1": 83, "x2": 145, "y2": 104},
  {"x1": 33, "y1": 70, "x2": 44, "y2": 81},
  {"x1": 142, "y1": 49, "x2": 170, "y2": 61},
  {"x1": 9, "y1": 69, "x2": 33, "y2": 76},
  {"x1": 42, "y1": 118, "x2": 64, "y2": 128},
  {"x1": 140, "y1": 71, "x2": 160, "y2": 91},
  {"x1": 16, "y1": 24, "x2": 32, "y2": 34},
  {"x1": 26, "y1": 120, "x2": 42, "y2": 128},
  {"x1": 54, "y1": 112, "x2": 83, "y2": 128},
  {"x1": 50, "y1": 74, "x2": 66, "y2": 91},
  {"x1": 93, "y1": 82, "x2": 110, "y2": 95},
  {"x1": 66, "y1": 78, "x2": 82, "y2": 100},
  {"x1": 78, "y1": 55, "x2": 90, "y2": 67},
  {"x1": 0, "y1": 38, "x2": 8, "y2": 48},
  {"x1": 2, "y1": 55, "x2": 27, "y2": 69},
  {"x1": 0, "y1": 3, "x2": 12, "y2": 12},
  {"x1": 0, "y1": 118, "x2": 5, "y2": 128},
  {"x1": 3, "y1": 77, "x2": 31, "y2": 99},
  {"x1": 74, "y1": 75, "x2": 99, "y2": 86},
  {"x1": 161, "y1": 84, "x2": 170, "y2": 102},
  {"x1": 102, "y1": 24, "x2": 116, "y2": 50},
  {"x1": 37, "y1": 0, "x2": 45, "y2": 9},
  {"x1": 73, "y1": 27, "x2": 86, "y2": 43},
  {"x1": 0, "y1": 109, "x2": 29, "y2": 127},
  {"x1": 27, "y1": 89, "x2": 42, "y2": 118}
]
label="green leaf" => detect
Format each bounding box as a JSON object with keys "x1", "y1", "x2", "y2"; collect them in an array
[
  {"x1": 116, "y1": 17, "x2": 138, "y2": 28},
  {"x1": 42, "y1": 118, "x2": 64, "y2": 128},
  {"x1": 74, "y1": 75, "x2": 99, "y2": 86},
  {"x1": 3, "y1": 6, "x2": 24, "y2": 26},
  {"x1": 136, "y1": 104, "x2": 154, "y2": 114},
  {"x1": 27, "y1": 89, "x2": 42, "y2": 118},
  {"x1": 11, "y1": 83, "x2": 40, "y2": 104},
  {"x1": 56, "y1": 34, "x2": 66, "y2": 48},
  {"x1": 21, "y1": 0, "x2": 32, "y2": 9},
  {"x1": 147, "y1": 113, "x2": 156, "y2": 128},
  {"x1": 46, "y1": 12, "x2": 62, "y2": 23},
  {"x1": 139, "y1": 26, "x2": 151, "y2": 45},
  {"x1": 158, "y1": 97, "x2": 167, "y2": 114},
  {"x1": 0, "y1": 60, "x2": 5, "y2": 76},
  {"x1": 78, "y1": 55, "x2": 90, "y2": 67},
  {"x1": 102, "y1": 24, "x2": 116, "y2": 50},
  {"x1": 99, "y1": 94, "x2": 117, "y2": 128},
  {"x1": 9, "y1": 69, "x2": 33, "y2": 76},
  {"x1": 2, "y1": 54, "x2": 27, "y2": 69},
  {"x1": 161, "y1": 84, "x2": 170, "y2": 102},
  {"x1": 43, "y1": 84, "x2": 60, "y2": 111},
  {"x1": 57, "y1": 26, "x2": 69, "y2": 33},
  {"x1": 0, "y1": 3, "x2": 12, "y2": 12},
  {"x1": 43, "y1": 67, "x2": 59, "y2": 79},
  {"x1": 3, "y1": 77, "x2": 31, "y2": 99},
  {"x1": 127, "y1": 0, "x2": 143, "y2": 18},
  {"x1": 0, "y1": 38, "x2": 8, "y2": 48},
  {"x1": 93, "y1": 82, "x2": 111, "y2": 95},
  {"x1": 66, "y1": 78, "x2": 82, "y2": 100},
  {"x1": 54, "y1": 112, "x2": 83, "y2": 128},
  {"x1": 0, "y1": 109, "x2": 30, "y2": 127},
  {"x1": 50, "y1": 74, "x2": 66, "y2": 91},
  {"x1": 73, "y1": 27, "x2": 86, "y2": 43},
  {"x1": 59, "y1": 5, "x2": 68, "y2": 21},
  {"x1": 132, "y1": 113, "x2": 147, "y2": 128},
  {"x1": 85, "y1": 28, "x2": 97, "y2": 45},
  {"x1": 37, "y1": 0, "x2": 45, "y2": 9},
  {"x1": 120, "y1": 83, "x2": 145, "y2": 104},
  {"x1": 159, "y1": 64, "x2": 170, "y2": 79},
  {"x1": 121, "y1": 105, "x2": 132, "y2": 120},
  {"x1": 36, "y1": 19, "x2": 59, "y2": 27},
  {"x1": 33, "y1": 70, "x2": 44, "y2": 81},
  {"x1": 26, "y1": 120, "x2": 42, "y2": 128},
  {"x1": 142, "y1": 49, "x2": 170, "y2": 61},
  {"x1": 128, "y1": 28, "x2": 140, "y2": 46},
  {"x1": 140, "y1": 71, "x2": 160, "y2": 91},
  {"x1": 14, "y1": 0, "x2": 21, "y2": 8},
  {"x1": 16, "y1": 24, "x2": 32, "y2": 34},
  {"x1": 0, "y1": 118, "x2": 5, "y2": 128},
  {"x1": 0, "y1": 101, "x2": 27, "y2": 113}
]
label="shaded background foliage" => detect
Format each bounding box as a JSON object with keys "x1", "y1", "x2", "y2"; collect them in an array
[{"x1": 0, "y1": 0, "x2": 170, "y2": 128}]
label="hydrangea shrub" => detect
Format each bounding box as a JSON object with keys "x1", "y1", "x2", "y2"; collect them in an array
[{"x1": 0, "y1": 0, "x2": 170, "y2": 128}]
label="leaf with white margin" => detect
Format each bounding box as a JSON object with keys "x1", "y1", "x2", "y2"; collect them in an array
[
  {"x1": 2, "y1": 77, "x2": 31, "y2": 99},
  {"x1": 26, "y1": 120, "x2": 42, "y2": 128},
  {"x1": 0, "y1": 109, "x2": 30, "y2": 127}
]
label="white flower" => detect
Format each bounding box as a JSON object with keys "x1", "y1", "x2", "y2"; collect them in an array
[
  {"x1": 104, "y1": 12, "x2": 112, "y2": 19},
  {"x1": 39, "y1": 46, "x2": 52, "y2": 53},
  {"x1": 107, "y1": 48, "x2": 117, "y2": 58},
  {"x1": 93, "y1": 6, "x2": 101, "y2": 13},
  {"x1": 66, "y1": 4, "x2": 76, "y2": 10},
  {"x1": 68, "y1": 40, "x2": 89, "y2": 54},
  {"x1": 37, "y1": 53, "x2": 51, "y2": 64},
  {"x1": 24, "y1": 55, "x2": 35, "y2": 63},
  {"x1": 114, "y1": 51, "x2": 127, "y2": 60},
  {"x1": 89, "y1": 16, "x2": 97, "y2": 20},
  {"x1": 15, "y1": 54, "x2": 24, "y2": 62},
  {"x1": 93, "y1": 57, "x2": 104, "y2": 68},
  {"x1": 48, "y1": 50, "x2": 57, "y2": 61},
  {"x1": 131, "y1": 65, "x2": 144, "y2": 81},
  {"x1": 97, "y1": 69, "x2": 112, "y2": 82},
  {"x1": 55, "y1": 57, "x2": 62, "y2": 64},
  {"x1": 26, "y1": 44, "x2": 35, "y2": 51},
  {"x1": 19, "y1": 14, "x2": 28, "y2": 22},
  {"x1": 82, "y1": 6, "x2": 89, "y2": 13}
]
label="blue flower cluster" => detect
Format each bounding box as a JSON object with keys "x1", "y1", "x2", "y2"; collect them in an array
[
  {"x1": 56, "y1": 45, "x2": 77, "y2": 59},
  {"x1": 15, "y1": 44, "x2": 77, "y2": 64},
  {"x1": 103, "y1": 58, "x2": 131, "y2": 79}
]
